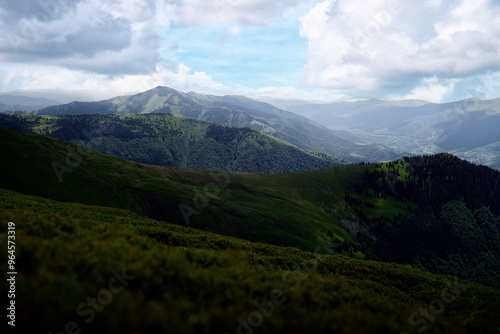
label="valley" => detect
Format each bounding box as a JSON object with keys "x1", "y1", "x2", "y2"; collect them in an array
[{"x1": 284, "y1": 98, "x2": 500, "y2": 169}]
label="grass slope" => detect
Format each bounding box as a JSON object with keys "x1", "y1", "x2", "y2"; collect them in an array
[
  {"x1": 1, "y1": 188, "x2": 499, "y2": 334},
  {"x1": 0, "y1": 125, "x2": 362, "y2": 252}
]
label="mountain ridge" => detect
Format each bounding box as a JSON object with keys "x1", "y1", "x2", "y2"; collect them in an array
[
  {"x1": 0, "y1": 113, "x2": 347, "y2": 173},
  {"x1": 34, "y1": 86, "x2": 405, "y2": 163},
  {"x1": 284, "y1": 97, "x2": 500, "y2": 168}
]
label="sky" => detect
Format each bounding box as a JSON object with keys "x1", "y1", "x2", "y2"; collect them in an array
[{"x1": 1, "y1": 0, "x2": 500, "y2": 103}]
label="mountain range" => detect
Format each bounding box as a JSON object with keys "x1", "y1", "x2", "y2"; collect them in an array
[
  {"x1": 4, "y1": 87, "x2": 500, "y2": 169},
  {"x1": 284, "y1": 98, "x2": 500, "y2": 169},
  {"x1": 33, "y1": 86, "x2": 404, "y2": 163}
]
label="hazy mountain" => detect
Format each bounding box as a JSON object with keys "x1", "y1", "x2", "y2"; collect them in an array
[
  {"x1": 284, "y1": 98, "x2": 500, "y2": 169},
  {"x1": 36, "y1": 86, "x2": 404, "y2": 163},
  {"x1": 249, "y1": 97, "x2": 322, "y2": 111},
  {"x1": 0, "y1": 113, "x2": 346, "y2": 173},
  {"x1": 0, "y1": 88, "x2": 122, "y2": 103},
  {"x1": 0, "y1": 94, "x2": 60, "y2": 112}
]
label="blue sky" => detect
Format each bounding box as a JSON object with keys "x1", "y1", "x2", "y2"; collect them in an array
[
  {"x1": 171, "y1": 24, "x2": 307, "y2": 88},
  {"x1": 1, "y1": 0, "x2": 500, "y2": 103}
]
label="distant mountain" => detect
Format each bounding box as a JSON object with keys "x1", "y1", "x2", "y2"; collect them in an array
[
  {"x1": 255, "y1": 97, "x2": 319, "y2": 111},
  {"x1": 0, "y1": 88, "x2": 120, "y2": 103},
  {"x1": 284, "y1": 98, "x2": 500, "y2": 169},
  {"x1": 0, "y1": 113, "x2": 346, "y2": 173},
  {"x1": 0, "y1": 94, "x2": 60, "y2": 112},
  {"x1": 36, "y1": 86, "x2": 404, "y2": 163}
]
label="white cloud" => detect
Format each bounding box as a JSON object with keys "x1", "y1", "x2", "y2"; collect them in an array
[
  {"x1": 393, "y1": 77, "x2": 459, "y2": 103},
  {"x1": 299, "y1": 0, "x2": 500, "y2": 96},
  {"x1": 0, "y1": 63, "x2": 230, "y2": 98},
  {"x1": 171, "y1": 0, "x2": 298, "y2": 27},
  {"x1": 233, "y1": 85, "x2": 337, "y2": 102},
  {"x1": 0, "y1": 62, "x2": 338, "y2": 103}
]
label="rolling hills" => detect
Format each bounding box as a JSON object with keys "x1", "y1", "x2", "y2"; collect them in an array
[
  {"x1": 0, "y1": 113, "x2": 346, "y2": 173},
  {"x1": 0, "y1": 124, "x2": 359, "y2": 252},
  {"x1": 34, "y1": 86, "x2": 404, "y2": 163},
  {"x1": 1, "y1": 125, "x2": 499, "y2": 289}
]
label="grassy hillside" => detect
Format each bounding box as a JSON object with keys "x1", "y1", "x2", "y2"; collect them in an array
[
  {"x1": 1, "y1": 188, "x2": 500, "y2": 334},
  {"x1": 0, "y1": 124, "x2": 360, "y2": 252},
  {"x1": 0, "y1": 113, "x2": 346, "y2": 173}
]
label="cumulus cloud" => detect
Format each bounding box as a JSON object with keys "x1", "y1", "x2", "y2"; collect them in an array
[
  {"x1": 299, "y1": 0, "x2": 500, "y2": 96},
  {"x1": 393, "y1": 77, "x2": 459, "y2": 102},
  {"x1": 1, "y1": 63, "x2": 230, "y2": 98},
  {"x1": 3, "y1": 0, "x2": 497, "y2": 102},
  {"x1": 0, "y1": 0, "x2": 162, "y2": 75},
  {"x1": 0, "y1": 0, "x2": 299, "y2": 77}
]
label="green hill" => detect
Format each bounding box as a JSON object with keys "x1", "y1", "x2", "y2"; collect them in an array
[
  {"x1": 0, "y1": 113, "x2": 346, "y2": 173},
  {"x1": 1, "y1": 125, "x2": 499, "y2": 289},
  {"x1": 1, "y1": 188, "x2": 500, "y2": 334},
  {"x1": 0, "y1": 124, "x2": 359, "y2": 252},
  {"x1": 346, "y1": 155, "x2": 500, "y2": 287}
]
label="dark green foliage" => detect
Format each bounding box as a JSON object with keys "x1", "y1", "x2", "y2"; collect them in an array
[
  {"x1": 1, "y1": 189, "x2": 500, "y2": 334},
  {"x1": 440, "y1": 201, "x2": 488, "y2": 253},
  {"x1": 365, "y1": 154, "x2": 500, "y2": 215},
  {"x1": 0, "y1": 113, "x2": 347, "y2": 173},
  {"x1": 474, "y1": 206, "x2": 500, "y2": 251},
  {"x1": 350, "y1": 155, "x2": 500, "y2": 287}
]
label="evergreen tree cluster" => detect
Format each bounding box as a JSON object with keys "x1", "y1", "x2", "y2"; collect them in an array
[{"x1": 352, "y1": 154, "x2": 500, "y2": 287}]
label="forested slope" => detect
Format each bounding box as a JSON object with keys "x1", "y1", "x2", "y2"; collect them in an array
[{"x1": 0, "y1": 113, "x2": 346, "y2": 173}]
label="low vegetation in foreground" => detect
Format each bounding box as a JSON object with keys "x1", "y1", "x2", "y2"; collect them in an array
[{"x1": 1, "y1": 188, "x2": 500, "y2": 334}]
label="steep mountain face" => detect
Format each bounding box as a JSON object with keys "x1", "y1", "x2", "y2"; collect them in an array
[
  {"x1": 285, "y1": 98, "x2": 500, "y2": 169},
  {"x1": 0, "y1": 113, "x2": 346, "y2": 173},
  {"x1": 36, "y1": 86, "x2": 404, "y2": 163}
]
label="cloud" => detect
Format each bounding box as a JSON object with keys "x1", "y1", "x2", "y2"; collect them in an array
[
  {"x1": 393, "y1": 77, "x2": 459, "y2": 103},
  {"x1": 0, "y1": 0, "x2": 162, "y2": 75},
  {"x1": 171, "y1": 0, "x2": 298, "y2": 27},
  {"x1": 1, "y1": 63, "x2": 229, "y2": 98},
  {"x1": 299, "y1": 0, "x2": 500, "y2": 96},
  {"x1": 0, "y1": 0, "x2": 299, "y2": 77}
]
